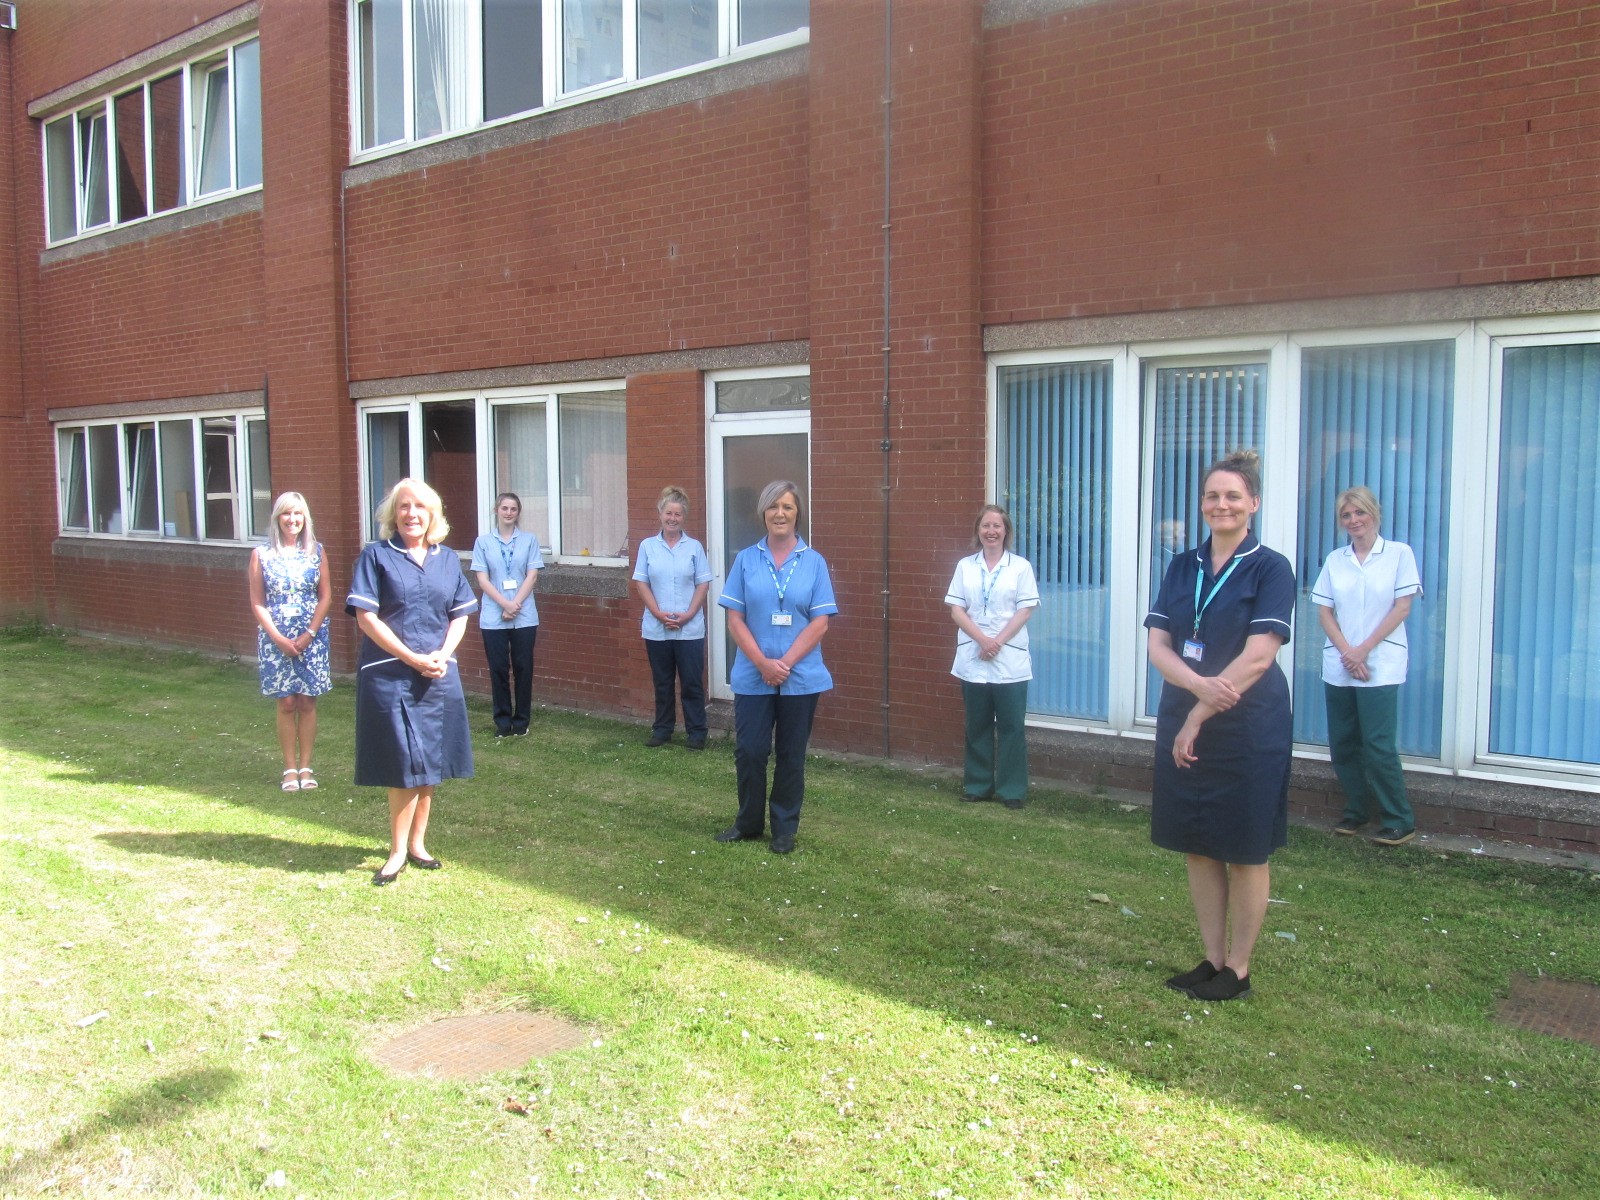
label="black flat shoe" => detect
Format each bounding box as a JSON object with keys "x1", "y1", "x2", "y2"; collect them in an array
[
  {"x1": 407, "y1": 852, "x2": 442, "y2": 870},
  {"x1": 771, "y1": 835, "x2": 796, "y2": 855},
  {"x1": 1188, "y1": 966, "x2": 1251, "y2": 1001},
  {"x1": 715, "y1": 826, "x2": 758, "y2": 843},
  {"x1": 373, "y1": 865, "x2": 403, "y2": 886},
  {"x1": 1166, "y1": 960, "x2": 1220, "y2": 993}
]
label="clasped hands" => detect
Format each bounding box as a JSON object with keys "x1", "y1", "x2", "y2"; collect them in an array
[
  {"x1": 277, "y1": 630, "x2": 315, "y2": 658},
  {"x1": 657, "y1": 609, "x2": 685, "y2": 632},
  {"x1": 1173, "y1": 674, "x2": 1242, "y2": 769},
  {"x1": 1340, "y1": 646, "x2": 1372, "y2": 682},
  {"x1": 757, "y1": 655, "x2": 793, "y2": 688},
  {"x1": 973, "y1": 632, "x2": 1006, "y2": 661},
  {"x1": 409, "y1": 648, "x2": 453, "y2": 679}
]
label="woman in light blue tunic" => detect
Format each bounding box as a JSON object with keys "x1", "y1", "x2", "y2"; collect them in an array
[{"x1": 248, "y1": 492, "x2": 332, "y2": 792}]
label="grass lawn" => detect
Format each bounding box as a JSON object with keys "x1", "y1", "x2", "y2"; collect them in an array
[{"x1": 1, "y1": 630, "x2": 1597, "y2": 1199}]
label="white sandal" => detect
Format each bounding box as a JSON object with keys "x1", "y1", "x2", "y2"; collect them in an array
[
  {"x1": 281, "y1": 770, "x2": 301, "y2": 793},
  {"x1": 298, "y1": 768, "x2": 318, "y2": 791}
]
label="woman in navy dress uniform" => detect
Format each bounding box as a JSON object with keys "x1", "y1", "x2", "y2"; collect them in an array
[
  {"x1": 1144, "y1": 450, "x2": 1294, "y2": 1001},
  {"x1": 347, "y1": 478, "x2": 477, "y2": 886}
]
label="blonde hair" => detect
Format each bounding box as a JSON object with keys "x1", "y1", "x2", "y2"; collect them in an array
[
  {"x1": 657, "y1": 485, "x2": 690, "y2": 513},
  {"x1": 375, "y1": 477, "x2": 450, "y2": 545},
  {"x1": 1335, "y1": 485, "x2": 1382, "y2": 525},
  {"x1": 266, "y1": 492, "x2": 317, "y2": 554}
]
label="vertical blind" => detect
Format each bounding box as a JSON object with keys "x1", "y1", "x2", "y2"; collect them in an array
[
  {"x1": 1293, "y1": 342, "x2": 1452, "y2": 756},
  {"x1": 1491, "y1": 343, "x2": 1600, "y2": 763},
  {"x1": 998, "y1": 362, "x2": 1112, "y2": 719},
  {"x1": 1143, "y1": 363, "x2": 1267, "y2": 716}
]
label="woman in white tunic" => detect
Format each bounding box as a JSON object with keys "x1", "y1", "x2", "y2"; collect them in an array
[{"x1": 945, "y1": 505, "x2": 1039, "y2": 808}]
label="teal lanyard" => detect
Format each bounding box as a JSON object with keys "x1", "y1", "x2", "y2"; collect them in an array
[
  {"x1": 978, "y1": 555, "x2": 1004, "y2": 615},
  {"x1": 1192, "y1": 554, "x2": 1244, "y2": 640},
  {"x1": 766, "y1": 549, "x2": 801, "y2": 611}
]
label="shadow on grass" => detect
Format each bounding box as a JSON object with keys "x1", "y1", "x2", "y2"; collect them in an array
[
  {"x1": 2, "y1": 634, "x2": 1597, "y2": 1198},
  {"x1": 97, "y1": 831, "x2": 373, "y2": 873},
  {"x1": 0, "y1": 1067, "x2": 238, "y2": 1192}
]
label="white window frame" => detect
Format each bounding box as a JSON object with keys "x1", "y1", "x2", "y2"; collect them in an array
[
  {"x1": 53, "y1": 408, "x2": 269, "y2": 544},
  {"x1": 356, "y1": 382, "x2": 629, "y2": 566},
  {"x1": 990, "y1": 313, "x2": 1600, "y2": 792},
  {"x1": 348, "y1": 0, "x2": 809, "y2": 160},
  {"x1": 40, "y1": 34, "x2": 263, "y2": 247}
]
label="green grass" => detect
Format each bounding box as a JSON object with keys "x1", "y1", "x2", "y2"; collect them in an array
[{"x1": 1, "y1": 631, "x2": 1597, "y2": 1198}]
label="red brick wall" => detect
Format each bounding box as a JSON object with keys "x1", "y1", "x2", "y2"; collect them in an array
[
  {"x1": 342, "y1": 79, "x2": 810, "y2": 382},
  {"x1": 982, "y1": 0, "x2": 1600, "y2": 323},
  {"x1": 0, "y1": 30, "x2": 38, "y2": 621},
  {"x1": 52, "y1": 548, "x2": 260, "y2": 653}
]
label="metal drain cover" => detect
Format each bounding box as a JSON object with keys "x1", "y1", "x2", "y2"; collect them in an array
[
  {"x1": 1496, "y1": 975, "x2": 1600, "y2": 1050},
  {"x1": 372, "y1": 1012, "x2": 590, "y2": 1079}
]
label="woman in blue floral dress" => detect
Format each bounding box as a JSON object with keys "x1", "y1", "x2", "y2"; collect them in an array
[{"x1": 249, "y1": 492, "x2": 333, "y2": 791}]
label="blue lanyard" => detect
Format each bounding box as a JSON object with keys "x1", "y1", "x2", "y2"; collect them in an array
[
  {"x1": 497, "y1": 536, "x2": 520, "y2": 580},
  {"x1": 765, "y1": 548, "x2": 802, "y2": 611},
  {"x1": 978, "y1": 555, "x2": 1005, "y2": 615},
  {"x1": 1192, "y1": 553, "x2": 1244, "y2": 639}
]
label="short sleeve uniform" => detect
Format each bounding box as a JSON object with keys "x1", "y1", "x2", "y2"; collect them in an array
[
  {"x1": 1143, "y1": 535, "x2": 1295, "y2": 864},
  {"x1": 718, "y1": 537, "x2": 838, "y2": 696},
  {"x1": 469, "y1": 530, "x2": 545, "y2": 630},
  {"x1": 944, "y1": 551, "x2": 1040, "y2": 684},
  {"x1": 633, "y1": 533, "x2": 714, "y2": 641},
  {"x1": 1311, "y1": 537, "x2": 1421, "y2": 687},
  {"x1": 346, "y1": 539, "x2": 478, "y2": 788}
]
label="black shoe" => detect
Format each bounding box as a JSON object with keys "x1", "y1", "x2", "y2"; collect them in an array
[
  {"x1": 771, "y1": 835, "x2": 796, "y2": 855},
  {"x1": 646, "y1": 733, "x2": 670, "y2": 747},
  {"x1": 1188, "y1": 967, "x2": 1251, "y2": 1001},
  {"x1": 1371, "y1": 827, "x2": 1416, "y2": 846},
  {"x1": 961, "y1": 792, "x2": 988, "y2": 803},
  {"x1": 715, "y1": 826, "x2": 757, "y2": 843},
  {"x1": 1165, "y1": 960, "x2": 1220, "y2": 993},
  {"x1": 407, "y1": 852, "x2": 442, "y2": 870},
  {"x1": 494, "y1": 729, "x2": 513, "y2": 738},
  {"x1": 686, "y1": 738, "x2": 707, "y2": 751},
  {"x1": 373, "y1": 865, "x2": 403, "y2": 887},
  {"x1": 511, "y1": 726, "x2": 529, "y2": 737},
  {"x1": 1001, "y1": 798, "x2": 1025, "y2": 810},
  {"x1": 1333, "y1": 818, "x2": 1367, "y2": 836}
]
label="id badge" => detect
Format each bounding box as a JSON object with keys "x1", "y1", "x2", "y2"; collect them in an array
[
  {"x1": 1182, "y1": 639, "x2": 1205, "y2": 663},
  {"x1": 770, "y1": 611, "x2": 794, "y2": 627},
  {"x1": 502, "y1": 578, "x2": 518, "y2": 592}
]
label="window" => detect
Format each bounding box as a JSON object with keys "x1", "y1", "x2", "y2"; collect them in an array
[
  {"x1": 359, "y1": 386, "x2": 628, "y2": 561},
  {"x1": 54, "y1": 409, "x2": 269, "y2": 543},
  {"x1": 42, "y1": 36, "x2": 261, "y2": 245},
  {"x1": 993, "y1": 318, "x2": 1600, "y2": 784},
  {"x1": 353, "y1": 0, "x2": 807, "y2": 153}
]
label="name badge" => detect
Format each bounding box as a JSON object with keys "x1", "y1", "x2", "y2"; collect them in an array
[
  {"x1": 1182, "y1": 639, "x2": 1205, "y2": 663},
  {"x1": 502, "y1": 579, "x2": 518, "y2": 591},
  {"x1": 770, "y1": 612, "x2": 793, "y2": 627}
]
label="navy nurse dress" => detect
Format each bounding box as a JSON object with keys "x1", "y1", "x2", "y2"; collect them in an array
[
  {"x1": 346, "y1": 539, "x2": 478, "y2": 789},
  {"x1": 1144, "y1": 534, "x2": 1295, "y2": 865}
]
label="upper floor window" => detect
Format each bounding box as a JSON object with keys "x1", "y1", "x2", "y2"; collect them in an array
[
  {"x1": 42, "y1": 36, "x2": 262, "y2": 246},
  {"x1": 56, "y1": 408, "x2": 271, "y2": 543},
  {"x1": 352, "y1": 0, "x2": 808, "y2": 154}
]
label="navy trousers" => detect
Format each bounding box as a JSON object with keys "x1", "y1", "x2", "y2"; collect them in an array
[
  {"x1": 644, "y1": 637, "x2": 707, "y2": 740},
  {"x1": 732, "y1": 691, "x2": 820, "y2": 840},
  {"x1": 481, "y1": 625, "x2": 537, "y2": 734}
]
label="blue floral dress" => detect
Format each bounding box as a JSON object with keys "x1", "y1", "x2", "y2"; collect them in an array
[{"x1": 258, "y1": 544, "x2": 332, "y2": 698}]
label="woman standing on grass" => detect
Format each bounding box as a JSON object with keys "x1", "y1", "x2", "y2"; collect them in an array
[
  {"x1": 347, "y1": 478, "x2": 477, "y2": 886},
  {"x1": 1313, "y1": 486, "x2": 1422, "y2": 847},
  {"x1": 716, "y1": 480, "x2": 838, "y2": 855},
  {"x1": 945, "y1": 504, "x2": 1039, "y2": 808},
  {"x1": 470, "y1": 492, "x2": 544, "y2": 738},
  {"x1": 248, "y1": 492, "x2": 332, "y2": 793},
  {"x1": 1145, "y1": 449, "x2": 1294, "y2": 1002},
  {"x1": 633, "y1": 485, "x2": 714, "y2": 749}
]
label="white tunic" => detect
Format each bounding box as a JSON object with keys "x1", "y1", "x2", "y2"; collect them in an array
[
  {"x1": 1311, "y1": 536, "x2": 1422, "y2": 688},
  {"x1": 944, "y1": 551, "x2": 1040, "y2": 685}
]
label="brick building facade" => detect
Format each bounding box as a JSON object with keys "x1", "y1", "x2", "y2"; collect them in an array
[{"x1": 3, "y1": 1, "x2": 1598, "y2": 852}]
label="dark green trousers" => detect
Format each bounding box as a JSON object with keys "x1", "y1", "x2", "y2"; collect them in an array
[
  {"x1": 1324, "y1": 683, "x2": 1412, "y2": 831},
  {"x1": 961, "y1": 680, "x2": 1029, "y2": 803}
]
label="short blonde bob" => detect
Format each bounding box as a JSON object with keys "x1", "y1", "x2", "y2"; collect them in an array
[
  {"x1": 1335, "y1": 485, "x2": 1382, "y2": 526},
  {"x1": 375, "y1": 477, "x2": 451, "y2": 545},
  {"x1": 265, "y1": 491, "x2": 317, "y2": 554}
]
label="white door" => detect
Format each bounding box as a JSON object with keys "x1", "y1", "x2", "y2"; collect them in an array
[{"x1": 706, "y1": 369, "x2": 811, "y2": 700}]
